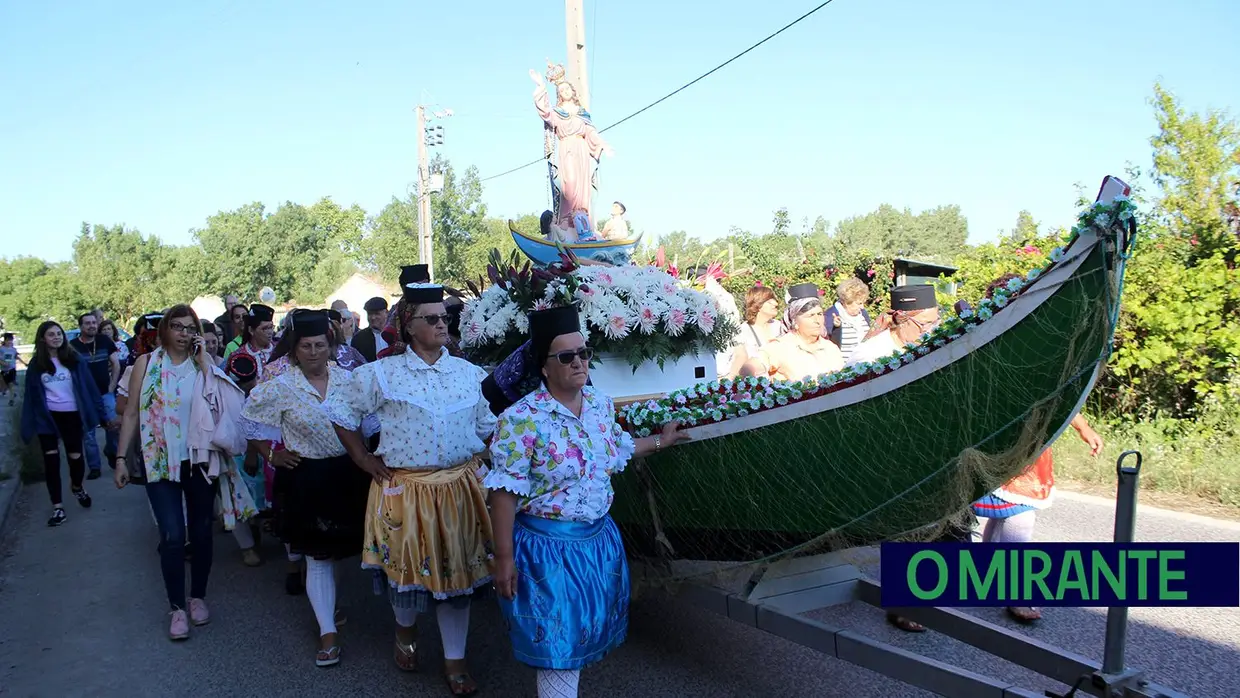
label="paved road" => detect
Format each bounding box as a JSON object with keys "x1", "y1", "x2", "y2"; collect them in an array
[{"x1": 1, "y1": 454, "x2": 1237, "y2": 697}]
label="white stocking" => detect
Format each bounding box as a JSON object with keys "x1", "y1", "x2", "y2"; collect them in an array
[
  {"x1": 982, "y1": 510, "x2": 1037, "y2": 544},
  {"x1": 436, "y1": 603, "x2": 470, "y2": 661},
  {"x1": 305, "y1": 558, "x2": 337, "y2": 636},
  {"x1": 392, "y1": 604, "x2": 418, "y2": 628},
  {"x1": 537, "y1": 669, "x2": 581, "y2": 698},
  {"x1": 232, "y1": 523, "x2": 255, "y2": 550}
]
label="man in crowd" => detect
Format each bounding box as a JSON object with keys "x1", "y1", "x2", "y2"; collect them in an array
[
  {"x1": 350, "y1": 297, "x2": 389, "y2": 363},
  {"x1": 214, "y1": 293, "x2": 242, "y2": 343},
  {"x1": 0, "y1": 332, "x2": 21, "y2": 406},
  {"x1": 70, "y1": 312, "x2": 120, "y2": 479}
]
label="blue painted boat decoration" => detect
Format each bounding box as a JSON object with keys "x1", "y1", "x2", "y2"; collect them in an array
[{"x1": 509, "y1": 220, "x2": 643, "y2": 266}]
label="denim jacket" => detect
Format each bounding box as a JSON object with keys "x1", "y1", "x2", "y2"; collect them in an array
[{"x1": 20, "y1": 359, "x2": 105, "y2": 443}]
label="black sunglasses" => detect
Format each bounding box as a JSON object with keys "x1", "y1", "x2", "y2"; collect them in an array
[
  {"x1": 552, "y1": 347, "x2": 593, "y2": 365},
  {"x1": 412, "y1": 314, "x2": 450, "y2": 326}
]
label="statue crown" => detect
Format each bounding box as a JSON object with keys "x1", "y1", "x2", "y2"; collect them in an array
[{"x1": 545, "y1": 62, "x2": 567, "y2": 84}]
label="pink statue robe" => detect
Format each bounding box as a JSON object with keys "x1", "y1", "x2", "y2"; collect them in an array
[{"x1": 534, "y1": 83, "x2": 611, "y2": 231}]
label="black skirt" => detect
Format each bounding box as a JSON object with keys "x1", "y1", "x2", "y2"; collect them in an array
[{"x1": 272, "y1": 454, "x2": 371, "y2": 560}]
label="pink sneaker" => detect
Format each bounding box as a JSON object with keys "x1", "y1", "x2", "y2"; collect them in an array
[
  {"x1": 169, "y1": 610, "x2": 190, "y2": 640},
  {"x1": 188, "y1": 598, "x2": 210, "y2": 626}
]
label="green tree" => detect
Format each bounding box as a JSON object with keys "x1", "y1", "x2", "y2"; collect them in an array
[{"x1": 429, "y1": 156, "x2": 489, "y2": 285}]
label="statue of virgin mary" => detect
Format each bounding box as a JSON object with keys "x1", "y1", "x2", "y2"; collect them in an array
[{"x1": 530, "y1": 61, "x2": 614, "y2": 237}]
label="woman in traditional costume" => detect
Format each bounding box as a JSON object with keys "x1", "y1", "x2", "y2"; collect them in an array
[
  {"x1": 242, "y1": 310, "x2": 372, "y2": 666},
  {"x1": 847, "y1": 284, "x2": 940, "y2": 367},
  {"x1": 486, "y1": 304, "x2": 689, "y2": 698},
  {"x1": 969, "y1": 273, "x2": 1104, "y2": 624},
  {"x1": 329, "y1": 282, "x2": 496, "y2": 696}
]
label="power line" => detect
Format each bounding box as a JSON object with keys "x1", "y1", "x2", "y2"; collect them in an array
[{"x1": 479, "y1": 0, "x2": 840, "y2": 183}]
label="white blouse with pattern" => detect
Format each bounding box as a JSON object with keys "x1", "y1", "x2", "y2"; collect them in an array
[
  {"x1": 327, "y1": 347, "x2": 496, "y2": 469},
  {"x1": 241, "y1": 365, "x2": 350, "y2": 459},
  {"x1": 484, "y1": 386, "x2": 636, "y2": 523}
]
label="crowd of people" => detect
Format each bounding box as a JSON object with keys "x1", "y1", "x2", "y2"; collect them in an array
[{"x1": 6, "y1": 262, "x2": 1102, "y2": 696}]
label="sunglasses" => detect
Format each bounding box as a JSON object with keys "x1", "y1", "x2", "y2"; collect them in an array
[
  {"x1": 552, "y1": 347, "x2": 593, "y2": 365},
  {"x1": 412, "y1": 314, "x2": 450, "y2": 326}
]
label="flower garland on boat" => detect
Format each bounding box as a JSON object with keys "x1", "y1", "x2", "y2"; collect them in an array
[
  {"x1": 618, "y1": 197, "x2": 1137, "y2": 436},
  {"x1": 460, "y1": 248, "x2": 740, "y2": 369}
]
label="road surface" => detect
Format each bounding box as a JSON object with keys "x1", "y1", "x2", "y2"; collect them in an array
[{"x1": 1, "y1": 464, "x2": 1237, "y2": 697}]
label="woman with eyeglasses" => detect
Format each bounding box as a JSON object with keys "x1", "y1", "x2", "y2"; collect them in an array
[
  {"x1": 328, "y1": 283, "x2": 497, "y2": 696},
  {"x1": 741, "y1": 283, "x2": 845, "y2": 381},
  {"x1": 485, "y1": 304, "x2": 689, "y2": 698},
  {"x1": 114, "y1": 304, "x2": 251, "y2": 641}
]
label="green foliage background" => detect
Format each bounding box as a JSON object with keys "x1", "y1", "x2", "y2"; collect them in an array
[{"x1": 2, "y1": 84, "x2": 1237, "y2": 426}]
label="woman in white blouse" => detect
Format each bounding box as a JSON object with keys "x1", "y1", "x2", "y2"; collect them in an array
[
  {"x1": 241, "y1": 310, "x2": 371, "y2": 667},
  {"x1": 486, "y1": 304, "x2": 689, "y2": 698},
  {"x1": 329, "y1": 283, "x2": 496, "y2": 695},
  {"x1": 736, "y1": 284, "x2": 782, "y2": 357}
]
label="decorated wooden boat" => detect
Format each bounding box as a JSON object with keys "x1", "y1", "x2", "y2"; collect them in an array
[
  {"x1": 609, "y1": 179, "x2": 1137, "y2": 562},
  {"x1": 508, "y1": 219, "x2": 643, "y2": 266}
]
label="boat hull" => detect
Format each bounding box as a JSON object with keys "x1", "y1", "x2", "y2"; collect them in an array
[
  {"x1": 610, "y1": 223, "x2": 1124, "y2": 562},
  {"x1": 509, "y1": 220, "x2": 643, "y2": 266}
]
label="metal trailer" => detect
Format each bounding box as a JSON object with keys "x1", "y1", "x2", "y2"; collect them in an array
[{"x1": 640, "y1": 451, "x2": 1191, "y2": 698}]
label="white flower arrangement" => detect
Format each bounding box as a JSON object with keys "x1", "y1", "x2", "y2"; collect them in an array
[{"x1": 460, "y1": 262, "x2": 738, "y2": 368}]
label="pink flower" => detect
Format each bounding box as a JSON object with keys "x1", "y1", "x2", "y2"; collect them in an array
[
  {"x1": 597, "y1": 272, "x2": 614, "y2": 285},
  {"x1": 866, "y1": 268, "x2": 876, "y2": 278},
  {"x1": 532, "y1": 299, "x2": 553, "y2": 311},
  {"x1": 605, "y1": 313, "x2": 629, "y2": 339},
  {"x1": 666, "y1": 309, "x2": 687, "y2": 336},
  {"x1": 697, "y1": 307, "x2": 716, "y2": 333},
  {"x1": 638, "y1": 306, "x2": 658, "y2": 333}
]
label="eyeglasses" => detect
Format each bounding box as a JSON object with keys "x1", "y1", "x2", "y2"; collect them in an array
[
  {"x1": 412, "y1": 314, "x2": 450, "y2": 326},
  {"x1": 169, "y1": 323, "x2": 199, "y2": 335},
  {"x1": 552, "y1": 347, "x2": 593, "y2": 365}
]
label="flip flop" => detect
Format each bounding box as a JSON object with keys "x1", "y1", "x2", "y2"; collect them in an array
[
  {"x1": 316, "y1": 645, "x2": 341, "y2": 667},
  {"x1": 444, "y1": 672, "x2": 479, "y2": 696},
  {"x1": 394, "y1": 637, "x2": 418, "y2": 672}
]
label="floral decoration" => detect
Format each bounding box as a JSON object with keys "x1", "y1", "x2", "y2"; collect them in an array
[{"x1": 460, "y1": 248, "x2": 739, "y2": 369}]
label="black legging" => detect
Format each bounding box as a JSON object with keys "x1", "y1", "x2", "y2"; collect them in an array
[{"x1": 37, "y1": 410, "x2": 86, "y2": 506}]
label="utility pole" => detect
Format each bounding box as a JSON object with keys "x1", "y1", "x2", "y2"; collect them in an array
[
  {"x1": 415, "y1": 105, "x2": 433, "y2": 279},
  {"x1": 565, "y1": 0, "x2": 589, "y2": 111}
]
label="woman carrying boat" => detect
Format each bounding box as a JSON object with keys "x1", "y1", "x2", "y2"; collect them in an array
[
  {"x1": 486, "y1": 304, "x2": 689, "y2": 698},
  {"x1": 741, "y1": 283, "x2": 844, "y2": 381},
  {"x1": 242, "y1": 310, "x2": 371, "y2": 666},
  {"x1": 969, "y1": 273, "x2": 1104, "y2": 624},
  {"x1": 329, "y1": 282, "x2": 496, "y2": 695}
]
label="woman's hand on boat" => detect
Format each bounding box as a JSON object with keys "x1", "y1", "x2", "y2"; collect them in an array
[
  {"x1": 271, "y1": 449, "x2": 301, "y2": 469},
  {"x1": 660, "y1": 421, "x2": 691, "y2": 448},
  {"x1": 358, "y1": 454, "x2": 394, "y2": 484},
  {"x1": 494, "y1": 554, "x2": 517, "y2": 600}
]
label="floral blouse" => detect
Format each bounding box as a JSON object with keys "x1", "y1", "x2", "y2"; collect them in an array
[
  {"x1": 327, "y1": 346, "x2": 495, "y2": 469},
  {"x1": 484, "y1": 386, "x2": 636, "y2": 523},
  {"x1": 241, "y1": 365, "x2": 350, "y2": 460}
]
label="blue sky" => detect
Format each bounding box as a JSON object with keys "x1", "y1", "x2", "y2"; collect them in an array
[{"x1": 2, "y1": 0, "x2": 1238, "y2": 263}]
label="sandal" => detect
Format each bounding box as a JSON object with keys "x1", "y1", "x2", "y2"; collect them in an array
[
  {"x1": 1006, "y1": 606, "x2": 1042, "y2": 623},
  {"x1": 394, "y1": 636, "x2": 418, "y2": 672},
  {"x1": 887, "y1": 612, "x2": 926, "y2": 633},
  {"x1": 444, "y1": 670, "x2": 479, "y2": 696},
  {"x1": 316, "y1": 644, "x2": 341, "y2": 667}
]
